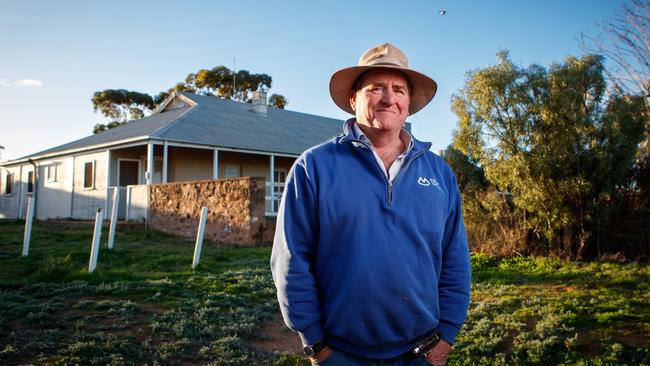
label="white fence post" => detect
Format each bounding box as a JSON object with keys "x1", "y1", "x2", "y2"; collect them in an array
[
  {"x1": 88, "y1": 208, "x2": 104, "y2": 273},
  {"x1": 125, "y1": 186, "x2": 131, "y2": 221},
  {"x1": 192, "y1": 206, "x2": 208, "y2": 269},
  {"x1": 22, "y1": 195, "x2": 35, "y2": 256},
  {"x1": 107, "y1": 187, "x2": 119, "y2": 249}
]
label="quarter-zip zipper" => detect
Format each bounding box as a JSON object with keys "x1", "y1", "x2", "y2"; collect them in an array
[
  {"x1": 342, "y1": 137, "x2": 428, "y2": 206},
  {"x1": 388, "y1": 149, "x2": 427, "y2": 205}
]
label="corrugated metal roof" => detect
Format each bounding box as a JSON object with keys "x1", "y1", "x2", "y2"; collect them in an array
[
  {"x1": 162, "y1": 93, "x2": 343, "y2": 155},
  {"x1": 13, "y1": 106, "x2": 193, "y2": 160},
  {"x1": 4, "y1": 92, "x2": 344, "y2": 164}
]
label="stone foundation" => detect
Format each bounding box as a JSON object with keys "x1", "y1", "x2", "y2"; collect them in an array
[{"x1": 148, "y1": 177, "x2": 274, "y2": 245}]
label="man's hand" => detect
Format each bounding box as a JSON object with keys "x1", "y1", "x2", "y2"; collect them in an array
[
  {"x1": 424, "y1": 339, "x2": 451, "y2": 366},
  {"x1": 309, "y1": 346, "x2": 333, "y2": 363}
]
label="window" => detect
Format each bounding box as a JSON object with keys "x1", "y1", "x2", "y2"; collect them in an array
[
  {"x1": 46, "y1": 163, "x2": 58, "y2": 182},
  {"x1": 273, "y1": 168, "x2": 287, "y2": 211},
  {"x1": 27, "y1": 171, "x2": 34, "y2": 193},
  {"x1": 83, "y1": 161, "x2": 95, "y2": 189},
  {"x1": 224, "y1": 165, "x2": 240, "y2": 178},
  {"x1": 142, "y1": 156, "x2": 163, "y2": 183},
  {"x1": 4, "y1": 173, "x2": 12, "y2": 195}
]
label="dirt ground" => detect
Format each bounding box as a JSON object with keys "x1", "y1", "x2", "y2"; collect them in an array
[{"x1": 253, "y1": 312, "x2": 303, "y2": 355}]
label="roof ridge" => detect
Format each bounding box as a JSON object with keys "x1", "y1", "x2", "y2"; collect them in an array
[
  {"x1": 149, "y1": 104, "x2": 198, "y2": 138},
  {"x1": 182, "y1": 92, "x2": 342, "y2": 122}
]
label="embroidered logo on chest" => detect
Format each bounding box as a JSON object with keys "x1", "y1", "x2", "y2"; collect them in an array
[{"x1": 417, "y1": 177, "x2": 442, "y2": 191}]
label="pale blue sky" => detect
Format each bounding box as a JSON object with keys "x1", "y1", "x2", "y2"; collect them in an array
[{"x1": 0, "y1": 0, "x2": 624, "y2": 161}]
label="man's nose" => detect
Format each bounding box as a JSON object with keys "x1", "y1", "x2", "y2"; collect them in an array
[{"x1": 381, "y1": 89, "x2": 396, "y2": 104}]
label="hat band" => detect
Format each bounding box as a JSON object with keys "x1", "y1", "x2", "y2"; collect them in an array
[{"x1": 368, "y1": 61, "x2": 404, "y2": 67}]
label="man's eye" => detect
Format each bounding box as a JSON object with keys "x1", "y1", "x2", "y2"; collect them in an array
[
  {"x1": 395, "y1": 88, "x2": 406, "y2": 95},
  {"x1": 369, "y1": 86, "x2": 384, "y2": 93}
]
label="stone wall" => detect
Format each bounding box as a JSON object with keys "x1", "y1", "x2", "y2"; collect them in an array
[{"x1": 148, "y1": 177, "x2": 274, "y2": 245}]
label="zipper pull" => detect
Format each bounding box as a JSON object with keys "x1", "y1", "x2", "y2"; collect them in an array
[{"x1": 388, "y1": 182, "x2": 393, "y2": 205}]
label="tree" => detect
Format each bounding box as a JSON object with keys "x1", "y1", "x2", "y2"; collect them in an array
[
  {"x1": 153, "y1": 91, "x2": 170, "y2": 106},
  {"x1": 268, "y1": 93, "x2": 288, "y2": 109},
  {"x1": 91, "y1": 66, "x2": 288, "y2": 133},
  {"x1": 443, "y1": 146, "x2": 486, "y2": 192},
  {"x1": 581, "y1": 0, "x2": 650, "y2": 207},
  {"x1": 452, "y1": 51, "x2": 646, "y2": 259},
  {"x1": 581, "y1": 0, "x2": 650, "y2": 104},
  {"x1": 91, "y1": 89, "x2": 155, "y2": 133},
  {"x1": 190, "y1": 66, "x2": 273, "y2": 102},
  {"x1": 168, "y1": 82, "x2": 196, "y2": 94}
]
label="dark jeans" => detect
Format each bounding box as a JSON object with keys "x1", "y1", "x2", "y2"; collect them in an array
[{"x1": 311, "y1": 347, "x2": 432, "y2": 366}]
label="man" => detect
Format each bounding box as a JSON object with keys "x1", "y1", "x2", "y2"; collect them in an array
[{"x1": 270, "y1": 43, "x2": 471, "y2": 366}]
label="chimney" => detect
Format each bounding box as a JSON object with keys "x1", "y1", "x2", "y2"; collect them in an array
[{"x1": 252, "y1": 90, "x2": 268, "y2": 116}]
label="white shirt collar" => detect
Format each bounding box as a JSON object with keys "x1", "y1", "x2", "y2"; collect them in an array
[{"x1": 351, "y1": 122, "x2": 414, "y2": 156}]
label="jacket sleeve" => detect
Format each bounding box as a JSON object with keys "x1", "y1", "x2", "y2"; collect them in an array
[
  {"x1": 435, "y1": 172, "x2": 471, "y2": 345},
  {"x1": 270, "y1": 154, "x2": 324, "y2": 346}
]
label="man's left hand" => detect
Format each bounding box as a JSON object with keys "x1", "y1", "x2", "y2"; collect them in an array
[{"x1": 424, "y1": 339, "x2": 451, "y2": 366}]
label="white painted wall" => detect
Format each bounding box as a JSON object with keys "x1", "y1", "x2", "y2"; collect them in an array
[
  {"x1": 72, "y1": 151, "x2": 108, "y2": 219},
  {"x1": 17, "y1": 165, "x2": 34, "y2": 218},
  {"x1": 37, "y1": 157, "x2": 73, "y2": 219},
  {"x1": 0, "y1": 165, "x2": 23, "y2": 218},
  {"x1": 126, "y1": 184, "x2": 148, "y2": 221},
  {"x1": 1, "y1": 147, "x2": 297, "y2": 220}
]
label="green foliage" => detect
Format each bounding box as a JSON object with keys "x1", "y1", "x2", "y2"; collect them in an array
[
  {"x1": 3, "y1": 221, "x2": 647, "y2": 364},
  {"x1": 93, "y1": 120, "x2": 127, "y2": 134},
  {"x1": 452, "y1": 254, "x2": 650, "y2": 365},
  {"x1": 452, "y1": 51, "x2": 647, "y2": 259},
  {"x1": 0, "y1": 220, "x2": 290, "y2": 365},
  {"x1": 91, "y1": 66, "x2": 289, "y2": 133},
  {"x1": 269, "y1": 93, "x2": 288, "y2": 109},
  {"x1": 153, "y1": 90, "x2": 170, "y2": 106},
  {"x1": 91, "y1": 89, "x2": 155, "y2": 129},
  {"x1": 444, "y1": 146, "x2": 487, "y2": 192},
  {"x1": 176, "y1": 66, "x2": 276, "y2": 103}
]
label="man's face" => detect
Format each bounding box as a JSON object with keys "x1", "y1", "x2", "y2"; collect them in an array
[{"x1": 350, "y1": 69, "x2": 411, "y2": 133}]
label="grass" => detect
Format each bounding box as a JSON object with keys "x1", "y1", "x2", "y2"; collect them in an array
[
  {"x1": 0, "y1": 220, "x2": 282, "y2": 365},
  {"x1": 453, "y1": 254, "x2": 650, "y2": 365},
  {"x1": 1, "y1": 220, "x2": 649, "y2": 365}
]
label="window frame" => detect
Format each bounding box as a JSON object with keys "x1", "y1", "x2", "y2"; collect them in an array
[
  {"x1": 45, "y1": 163, "x2": 59, "y2": 183},
  {"x1": 117, "y1": 158, "x2": 141, "y2": 187},
  {"x1": 224, "y1": 164, "x2": 240, "y2": 179},
  {"x1": 83, "y1": 160, "x2": 96, "y2": 190},
  {"x1": 272, "y1": 168, "x2": 287, "y2": 211},
  {"x1": 4, "y1": 172, "x2": 13, "y2": 195},
  {"x1": 27, "y1": 171, "x2": 34, "y2": 193}
]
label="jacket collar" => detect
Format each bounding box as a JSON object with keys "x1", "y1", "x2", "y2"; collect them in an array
[{"x1": 339, "y1": 118, "x2": 431, "y2": 154}]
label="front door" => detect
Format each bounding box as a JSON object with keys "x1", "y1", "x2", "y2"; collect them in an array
[{"x1": 119, "y1": 160, "x2": 139, "y2": 186}]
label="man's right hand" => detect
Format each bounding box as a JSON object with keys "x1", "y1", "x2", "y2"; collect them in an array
[
  {"x1": 424, "y1": 339, "x2": 451, "y2": 365},
  {"x1": 309, "y1": 346, "x2": 334, "y2": 363}
]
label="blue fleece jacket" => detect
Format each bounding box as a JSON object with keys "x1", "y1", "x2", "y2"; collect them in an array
[{"x1": 270, "y1": 119, "x2": 471, "y2": 359}]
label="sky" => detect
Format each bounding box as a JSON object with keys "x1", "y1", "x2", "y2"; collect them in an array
[{"x1": 0, "y1": 0, "x2": 626, "y2": 161}]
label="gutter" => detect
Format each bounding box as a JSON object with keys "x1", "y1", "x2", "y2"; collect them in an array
[{"x1": 1, "y1": 136, "x2": 151, "y2": 167}]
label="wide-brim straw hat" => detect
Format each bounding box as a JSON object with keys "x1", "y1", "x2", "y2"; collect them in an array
[{"x1": 329, "y1": 43, "x2": 437, "y2": 115}]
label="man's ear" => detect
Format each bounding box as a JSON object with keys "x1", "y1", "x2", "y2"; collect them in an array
[{"x1": 349, "y1": 93, "x2": 357, "y2": 112}]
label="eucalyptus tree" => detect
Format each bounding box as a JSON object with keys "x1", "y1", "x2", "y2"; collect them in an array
[
  {"x1": 268, "y1": 94, "x2": 288, "y2": 109},
  {"x1": 91, "y1": 89, "x2": 155, "y2": 133},
  {"x1": 92, "y1": 66, "x2": 288, "y2": 133},
  {"x1": 452, "y1": 51, "x2": 646, "y2": 259}
]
